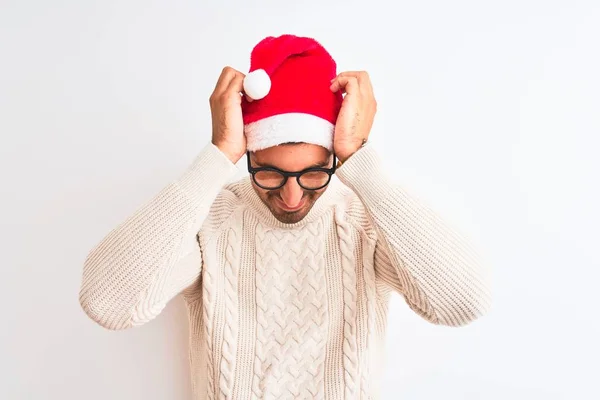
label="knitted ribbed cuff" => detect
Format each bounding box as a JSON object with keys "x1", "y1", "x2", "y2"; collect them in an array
[
  {"x1": 335, "y1": 143, "x2": 393, "y2": 208},
  {"x1": 175, "y1": 142, "x2": 239, "y2": 210}
]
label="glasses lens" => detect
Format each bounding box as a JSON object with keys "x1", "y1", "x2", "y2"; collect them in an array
[
  {"x1": 299, "y1": 171, "x2": 330, "y2": 189},
  {"x1": 254, "y1": 170, "x2": 285, "y2": 189}
]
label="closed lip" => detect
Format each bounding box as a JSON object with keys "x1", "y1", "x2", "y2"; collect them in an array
[{"x1": 277, "y1": 198, "x2": 305, "y2": 211}]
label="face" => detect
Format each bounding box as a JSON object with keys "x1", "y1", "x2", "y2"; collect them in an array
[{"x1": 249, "y1": 143, "x2": 334, "y2": 224}]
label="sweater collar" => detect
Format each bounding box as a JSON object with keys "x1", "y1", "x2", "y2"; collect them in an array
[{"x1": 234, "y1": 175, "x2": 348, "y2": 230}]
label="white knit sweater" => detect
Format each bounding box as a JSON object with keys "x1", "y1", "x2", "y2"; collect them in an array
[{"x1": 79, "y1": 142, "x2": 492, "y2": 399}]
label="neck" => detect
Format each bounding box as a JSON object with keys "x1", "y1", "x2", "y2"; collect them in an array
[{"x1": 236, "y1": 176, "x2": 345, "y2": 229}]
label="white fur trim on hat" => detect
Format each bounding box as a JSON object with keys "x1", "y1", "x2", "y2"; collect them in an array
[{"x1": 244, "y1": 113, "x2": 334, "y2": 152}]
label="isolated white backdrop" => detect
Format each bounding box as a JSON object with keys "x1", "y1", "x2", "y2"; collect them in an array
[{"x1": 1, "y1": 0, "x2": 599, "y2": 399}]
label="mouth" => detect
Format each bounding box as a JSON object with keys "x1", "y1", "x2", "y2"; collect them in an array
[{"x1": 276, "y1": 198, "x2": 306, "y2": 212}]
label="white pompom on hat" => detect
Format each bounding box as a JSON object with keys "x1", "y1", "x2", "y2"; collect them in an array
[{"x1": 243, "y1": 68, "x2": 271, "y2": 100}]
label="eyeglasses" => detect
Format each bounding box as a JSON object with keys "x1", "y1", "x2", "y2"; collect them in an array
[{"x1": 247, "y1": 151, "x2": 337, "y2": 190}]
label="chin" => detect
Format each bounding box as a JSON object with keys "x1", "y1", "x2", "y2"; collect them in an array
[
  {"x1": 272, "y1": 204, "x2": 311, "y2": 224},
  {"x1": 274, "y1": 213, "x2": 307, "y2": 224}
]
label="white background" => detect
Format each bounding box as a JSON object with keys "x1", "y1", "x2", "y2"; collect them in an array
[{"x1": 1, "y1": 0, "x2": 599, "y2": 399}]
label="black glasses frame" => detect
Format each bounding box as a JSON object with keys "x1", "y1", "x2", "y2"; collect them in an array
[{"x1": 247, "y1": 151, "x2": 337, "y2": 190}]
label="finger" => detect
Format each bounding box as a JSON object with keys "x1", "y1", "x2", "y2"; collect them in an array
[
  {"x1": 213, "y1": 67, "x2": 234, "y2": 93},
  {"x1": 336, "y1": 71, "x2": 365, "y2": 79},
  {"x1": 213, "y1": 66, "x2": 240, "y2": 95},
  {"x1": 330, "y1": 77, "x2": 349, "y2": 94},
  {"x1": 226, "y1": 70, "x2": 257, "y2": 103},
  {"x1": 332, "y1": 71, "x2": 373, "y2": 93},
  {"x1": 330, "y1": 76, "x2": 360, "y2": 95},
  {"x1": 226, "y1": 69, "x2": 245, "y2": 93},
  {"x1": 333, "y1": 71, "x2": 367, "y2": 84}
]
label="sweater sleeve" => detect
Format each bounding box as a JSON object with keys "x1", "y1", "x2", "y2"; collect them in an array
[
  {"x1": 335, "y1": 143, "x2": 492, "y2": 327},
  {"x1": 79, "y1": 142, "x2": 239, "y2": 330}
]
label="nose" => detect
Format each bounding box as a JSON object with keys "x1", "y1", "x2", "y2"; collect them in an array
[{"x1": 279, "y1": 178, "x2": 304, "y2": 208}]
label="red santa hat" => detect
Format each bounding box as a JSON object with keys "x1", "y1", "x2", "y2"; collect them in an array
[{"x1": 241, "y1": 34, "x2": 343, "y2": 152}]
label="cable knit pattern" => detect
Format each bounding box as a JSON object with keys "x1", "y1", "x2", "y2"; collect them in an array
[
  {"x1": 334, "y1": 208, "x2": 359, "y2": 399},
  {"x1": 359, "y1": 237, "x2": 377, "y2": 398},
  {"x1": 219, "y1": 227, "x2": 241, "y2": 398},
  {"x1": 253, "y1": 221, "x2": 329, "y2": 399},
  {"x1": 202, "y1": 245, "x2": 217, "y2": 400},
  {"x1": 79, "y1": 142, "x2": 492, "y2": 399}
]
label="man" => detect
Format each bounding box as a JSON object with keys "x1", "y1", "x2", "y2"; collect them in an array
[{"x1": 79, "y1": 34, "x2": 491, "y2": 399}]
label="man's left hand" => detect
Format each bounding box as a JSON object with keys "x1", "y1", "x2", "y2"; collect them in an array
[{"x1": 330, "y1": 71, "x2": 377, "y2": 163}]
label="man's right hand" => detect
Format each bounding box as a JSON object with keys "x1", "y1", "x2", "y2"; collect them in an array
[{"x1": 210, "y1": 66, "x2": 252, "y2": 164}]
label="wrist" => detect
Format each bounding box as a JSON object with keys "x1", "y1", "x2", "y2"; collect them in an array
[
  {"x1": 337, "y1": 152, "x2": 355, "y2": 165},
  {"x1": 213, "y1": 141, "x2": 244, "y2": 164},
  {"x1": 336, "y1": 138, "x2": 368, "y2": 166}
]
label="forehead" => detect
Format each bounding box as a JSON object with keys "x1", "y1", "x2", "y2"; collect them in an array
[{"x1": 251, "y1": 143, "x2": 331, "y2": 170}]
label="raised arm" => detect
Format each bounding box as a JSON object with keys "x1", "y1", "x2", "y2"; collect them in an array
[
  {"x1": 78, "y1": 66, "x2": 249, "y2": 330},
  {"x1": 79, "y1": 143, "x2": 239, "y2": 330},
  {"x1": 336, "y1": 144, "x2": 492, "y2": 327}
]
